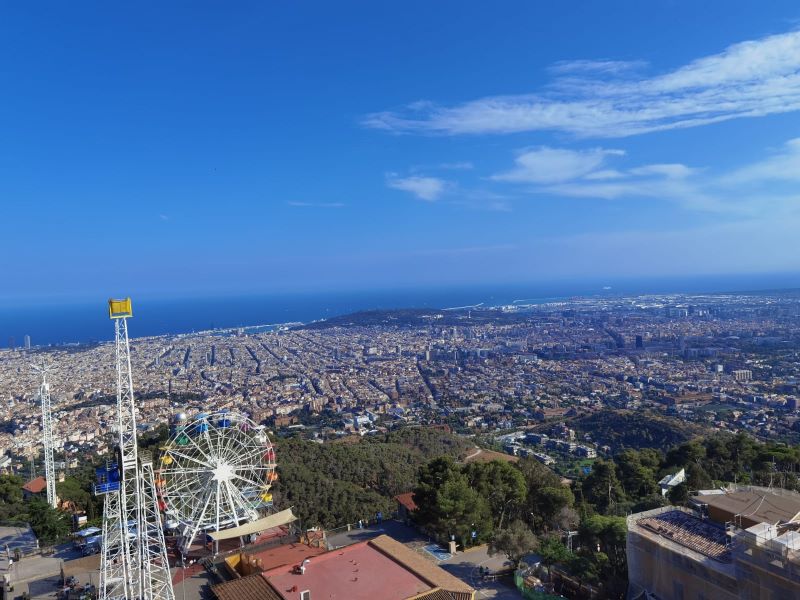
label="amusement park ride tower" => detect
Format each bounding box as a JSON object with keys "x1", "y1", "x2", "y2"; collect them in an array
[
  {"x1": 95, "y1": 298, "x2": 175, "y2": 600},
  {"x1": 33, "y1": 362, "x2": 57, "y2": 509}
]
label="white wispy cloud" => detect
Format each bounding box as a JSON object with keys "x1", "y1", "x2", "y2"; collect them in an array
[
  {"x1": 548, "y1": 58, "x2": 648, "y2": 76},
  {"x1": 364, "y1": 30, "x2": 800, "y2": 138},
  {"x1": 287, "y1": 201, "x2": 346, "y2": 208},
  {"x1": 491, "y1": 147, "x2": 624, "y2": 184},
  {"x1": 489, "y1": 139, "x2": 800, "y2": 215},
  {"x1": 722, "y1": 137, "x2": 800, "y2": 183},
  {"x1": 583, "y1": 169, "x2": 626, "y2": 180},
  {"x1": 387, "y1": 174, "x2": 447, "y2": 201}
]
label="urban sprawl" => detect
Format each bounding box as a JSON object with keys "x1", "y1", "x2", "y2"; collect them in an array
[{"x1": 1, "y1": 291, "x2": 799, "y2": 472}]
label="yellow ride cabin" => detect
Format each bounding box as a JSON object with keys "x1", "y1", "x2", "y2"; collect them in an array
[{"x1": 108, "y1": 298, "x2": 133, "y2": 319}]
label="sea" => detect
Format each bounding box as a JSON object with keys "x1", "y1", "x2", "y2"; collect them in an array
[{"x1": 1, "y1": 273, "x2": 798, "y2": 348}]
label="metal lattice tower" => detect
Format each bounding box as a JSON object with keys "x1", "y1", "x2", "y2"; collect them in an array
[
  {"x1": 141, "y1": 453, "x2": 176, "y2": 599},
  {"x1": 96, "y1": 298, "x2": 175, "y2": 600},
  {"x1": 33, "y1": 362, "x2": 57, "y2": 509}
]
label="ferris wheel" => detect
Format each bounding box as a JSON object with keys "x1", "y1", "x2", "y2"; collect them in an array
[{"x1": 157, "y1": 411, "x2": 277, "y2": 555}]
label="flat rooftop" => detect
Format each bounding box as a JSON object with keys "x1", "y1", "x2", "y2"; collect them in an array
[
  {"x1": 698, "y1": 489, "x2": 800, "y2": 525},
  {"x1": 264, "y1": 539, "x2": 432, "y2": 600},
  {"x1": 249, "y1": 541, "x2": 326, "y2": 571},
  {"x1": 0, "y1": 524, "x2": 39, "y2": 554}
]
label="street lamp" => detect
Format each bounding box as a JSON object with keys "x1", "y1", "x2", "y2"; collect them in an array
[{"x1": 180, "y1": 557, "x2": 195, "y2": 600}]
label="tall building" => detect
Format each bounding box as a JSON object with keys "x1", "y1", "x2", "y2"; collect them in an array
[
  {"x1": 627, "y1": 486, "x2": 800, "y2": 599},
  {"x1": 24, "y1": 335, "x2": 31, "y2": 350}
]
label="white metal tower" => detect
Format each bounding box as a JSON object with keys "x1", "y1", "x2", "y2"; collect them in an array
[
  {"x1": 96, "y1": 298, "x2": 175, "y2": 600},
  {"x1": 141, "y1": 452, "x2": 177, "y2": 599},
  {"x1": 33, "y1": 362, "x2": 57, "y2": 509}
]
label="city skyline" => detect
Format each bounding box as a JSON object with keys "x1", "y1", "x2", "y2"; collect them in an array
[{"x1": 2, "y1": 2, "x2": 800, "y2": 303}]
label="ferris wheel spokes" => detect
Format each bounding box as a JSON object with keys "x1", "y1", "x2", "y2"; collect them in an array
[{"x1": 159, "y1": 411, "x2": 277, "y2": 556}]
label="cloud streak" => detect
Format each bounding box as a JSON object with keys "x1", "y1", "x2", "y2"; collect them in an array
[
  {"x1": 491, "y1": 139, "x2": 800, "y2": 215},
  {"x1": 492, "y1": 147, "x2": 624, "y2": 184},
  {"x1": 722, "y1": 137, "x2": 800, "y2": 184},
  {"x1": 364, "y1": 30, "x2": 800, "y2": 138},
  {"x1": 387, "y1": 174, "x2": 447, "y2": 201}
]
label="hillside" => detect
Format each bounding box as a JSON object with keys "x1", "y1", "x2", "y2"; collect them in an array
[
  {"x1": 570, "y1": 410, "x2": 709, "y2": 453},
  {"x1": 272, "y1": 427, "x2": 472, "y2": 528}
]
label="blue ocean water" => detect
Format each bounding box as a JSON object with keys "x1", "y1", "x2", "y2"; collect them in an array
[{"x1": 1, "y1": 273, "x2": 798, "y2": 348}]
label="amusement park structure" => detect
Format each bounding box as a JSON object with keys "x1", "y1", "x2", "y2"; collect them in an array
[
  {"x1": 159, "y1": 411, "x2": 278, "y2": 556},
  {"x1": 95, "y1": 298, "x2": 175, "y2": 600},
  {"x1": 33, "y1": 362, "x2": 57, "y2": 509},
  {"x1": 93, "y1": 298, "x2": 285, "y2": 598}
]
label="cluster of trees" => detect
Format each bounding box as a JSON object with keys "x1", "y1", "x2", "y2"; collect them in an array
[
  {"x1": 570, "y1": 410, "x2": 702, "y2": 453},
  {"x1": 272, "y1": 427, "x2": 471, "y2": 528},
  {"x1": 410, "y1": 430, "x2": 798, "y2": 597},
  {"x1": 0, "y1": 475, "x2": 71, "y2": 545},
  {"x1": 500, "y1": 430, "x2": 800, "y2": 596},
  {"x1": 413, "y1": 455, "x2": 628, "y2": 595},
  {"x1": 0, "y1": 425, "x2": 174, "y2": 541},
  {"x1": 414, "y1": 457, "x2": 526, "y2": 545},
  {"x1": 578, "y1": 432, "x2": 800, "y2": 517}
]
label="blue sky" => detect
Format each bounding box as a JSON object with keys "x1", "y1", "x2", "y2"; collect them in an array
[{"x1": 2, "y1": 1, "x2": 800, "y2": 304}]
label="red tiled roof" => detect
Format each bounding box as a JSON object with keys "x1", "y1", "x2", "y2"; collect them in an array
[
  {"x1": 413, "y1": 590, "x2": 460, "y2": 600},
  {"x1": 213, "y1": 574, "x2": 282, "y2": 600},
  {"x1": 23, "y1": 476, "x2": 47, "y2": 494},
  {"x1": 395, "y1": 492, "x2": 418, "y2": 512}
]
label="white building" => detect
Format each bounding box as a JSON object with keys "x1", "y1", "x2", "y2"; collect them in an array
[{"x1": 658, "y1": 468, "x2": 686, "y2": 496}]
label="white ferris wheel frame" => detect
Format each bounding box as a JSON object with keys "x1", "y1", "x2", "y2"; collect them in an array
[{"x1": 158, "y1": 411, "x2": 276, "y2": 555}]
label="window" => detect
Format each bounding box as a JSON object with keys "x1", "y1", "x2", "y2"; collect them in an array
[{"x1": 300, "y1": 591, "x2": 311, "y2": 600}]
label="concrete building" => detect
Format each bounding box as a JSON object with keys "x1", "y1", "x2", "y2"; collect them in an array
[{"x1": 627, "y1": 487, "x2": 800, "y2": 600}]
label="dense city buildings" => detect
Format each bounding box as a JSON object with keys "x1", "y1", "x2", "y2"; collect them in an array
[
  {"x1": 0, "y1": 291, "x2": 799, "y2": 476},
  {"x1": 0, "y1": 290, "x2": 799, "y2": 598}
]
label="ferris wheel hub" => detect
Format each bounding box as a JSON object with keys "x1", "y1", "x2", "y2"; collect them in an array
[{"x1": 212, "y1": 462, "x2": 234, "y2": 482}]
